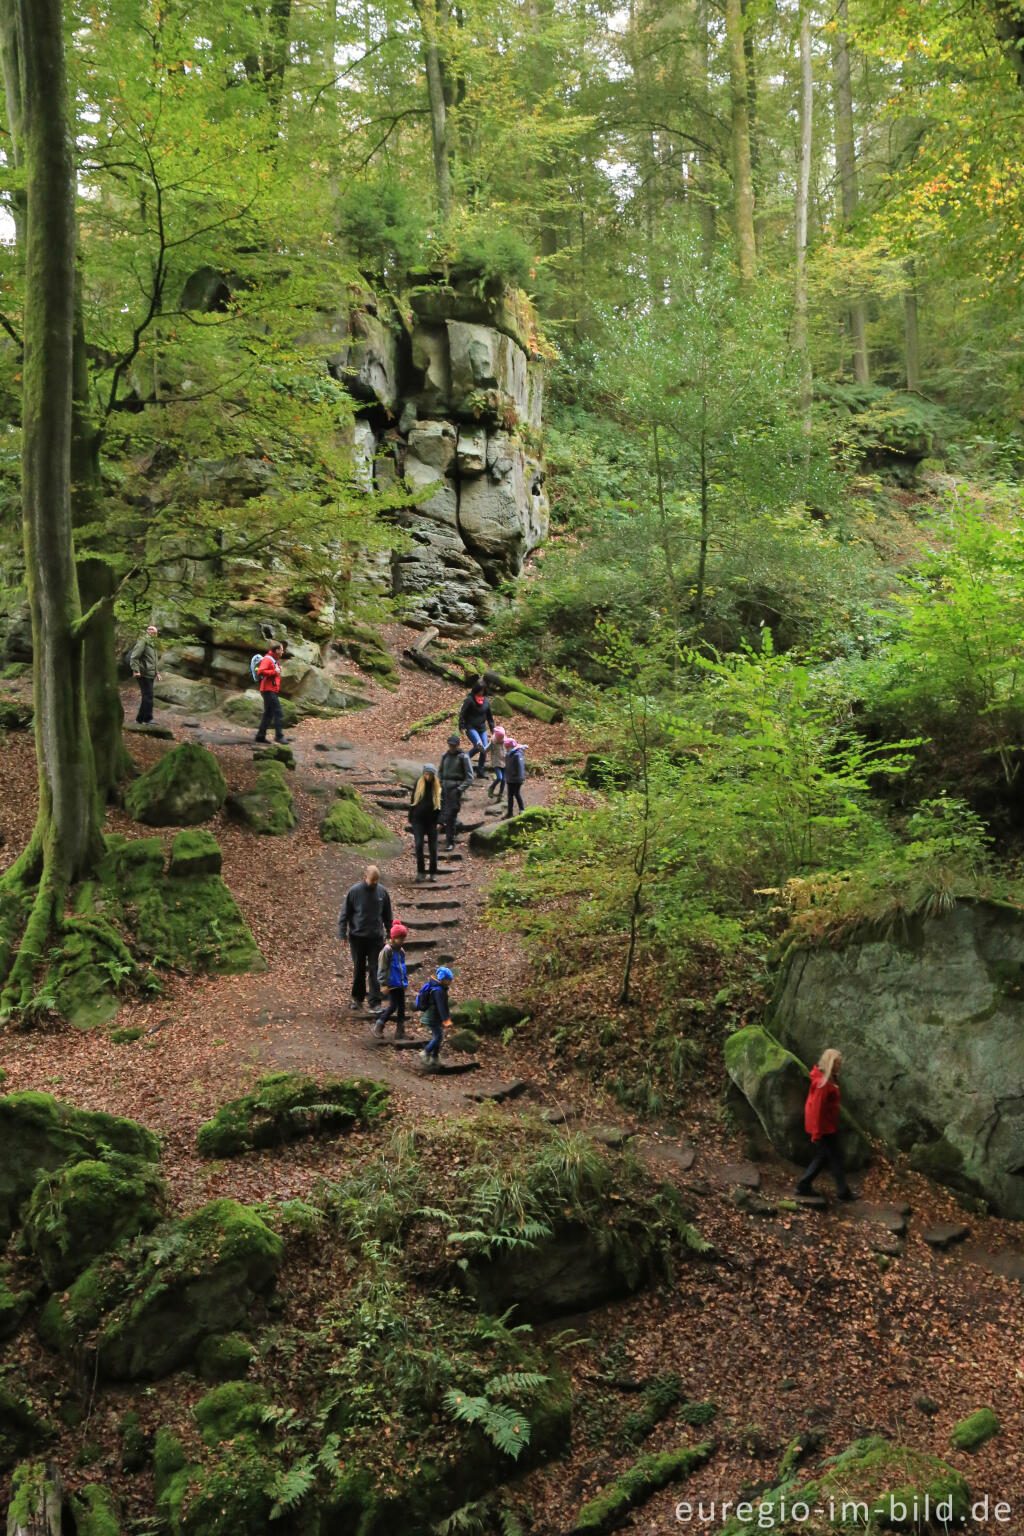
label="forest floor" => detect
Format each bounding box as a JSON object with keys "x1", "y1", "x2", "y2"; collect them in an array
[{"x1": 1, "y1": 630, "x2": 1024, "y2": 1532}]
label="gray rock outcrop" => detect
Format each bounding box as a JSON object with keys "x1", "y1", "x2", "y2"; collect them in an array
[{"x1": 772, "y1": 899, "x2": 1024, "y2": 1216}]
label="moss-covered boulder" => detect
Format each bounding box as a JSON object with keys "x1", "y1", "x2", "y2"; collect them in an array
[
  {"x1": 39, "y1": 1198, "x2": 283, "y2": 1380},
  {"x1": 22, "y1": 1153, "x2": 166, "y2": 1289},
  {"x1": 724, "y1": 1025, "x2": 872, "y2": 1170},
  {"x1": 227, "y1": 762, "x2": 297, "y2": 835},
  {"x1": 0, "y1": 1391, "x2": 53, "y2": 1472},
  {"x1": 194, "y1": 1381, "x2": 268, "y2": 1446},
  {"x1": 720, "y1": 1436, "x2": 970, "y2": 1534},
  {"x1": 951, "y1": 1408, "x2": 999, "y2": 1451},
  {"x1": 503, "y1": 689, "x2": 562, "y2": 723},
  {"x1": 570, "y1": 1443, "x2": 713, "y2": 1534},
  {"x1": 196, "y1": 1332, "x2": 256, "y2": 1383},
  {"x1": 168, "y1": 828, "x2": 223, "y2": 877},
  {"x1": 0, "y1": 1091, "x2": 159, "y2": 1244},
  {"x1": 468, "y1": 806, "x2": 557, "y2": 856},
  {"x1": 448, "y1": 1028, "x2": 482, "y2": 1053},
  {"x1": 196, "y1": 1073, "x2": 390, "y2": 1158},
  {"x1": 68, "y1": 1484, "x2": 122, "y2": 1536},
  {"x1": 125, "y1": 743, "x2": 227, "y2": 826},
  {"x1": 100, "y1": 835, "x2": 264, "y2": 975},
  {"x1": 320, "y1": 794, "x2": 387, "y2": 844},
  {"x1": 0, "y1": 698, "x2": 33, "y2": 731},
  {"x1": 450, "y1": 999, "x2": 528, "y2": 1036},
  {"x1": 222, "y1": 690, "x2": 299, "y2": 729}
]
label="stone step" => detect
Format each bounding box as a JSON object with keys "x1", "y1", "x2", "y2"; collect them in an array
[
  {"x1": 404, "y1": 936, "x2": 441, "y2": 951},
  {"x1": 406, "y1": 917, "x2": 460, "y2": 929},
  {"x1": 412, "y1": 900, "x2": 461, "y2": 910},
  {"x1": 922, "y1": 1223, "x2": 969, "y2": 1250},
  {"x1": 438, "y1": 851, "x2": 463, "y2": 862},
  {"x1": 465, "y1": 1080, "x2": 529, "y2": 1104}
]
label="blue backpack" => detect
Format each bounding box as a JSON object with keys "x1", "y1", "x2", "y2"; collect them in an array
[
  {"x1": 250, "y1": 653, "x2": 263, "y2": 684},
  {"x1": 414, "y1": 979, "x2": 436, "y2": 1012}
]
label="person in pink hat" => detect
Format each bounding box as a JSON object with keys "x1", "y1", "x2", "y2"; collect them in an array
[{"x1": 373, "y1": 921, "x2": 409, "y2": 1038}]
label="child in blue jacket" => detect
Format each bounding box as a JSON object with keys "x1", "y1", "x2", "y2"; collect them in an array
[{"x1": 418, "y1": 966, "x2": 453, "y2": 1064}]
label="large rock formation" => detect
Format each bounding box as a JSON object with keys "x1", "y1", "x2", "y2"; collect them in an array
[{"x1": 771, "y1": 899, "x2": 1024, "y2": 1216}]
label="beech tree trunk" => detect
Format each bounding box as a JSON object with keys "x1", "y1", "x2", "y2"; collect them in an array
[
  {"x1": 991, "y1": 0, "x2": 1024, "y2": 86},
  {"x1": 725, "y1": 0, "x2": 756, "y2": 286},
  {"x1": 416, "y1": 0, "x2": 453, "y2": 221},
  {"x1": 794, "y1": 0, "x2": 813, "y2": 438},
  {"x1": 903, "y1": 259, "x2": 920, "y2": 392},
  {"x1": 696, "y1": 0, "x2": 716, "y2": 267},
  {"x1": 832, "y1": 0, "x2": 869, "y2": 383},
  {"x1": 0, "y1": 0, "x2": 105, "y2": 1018}
]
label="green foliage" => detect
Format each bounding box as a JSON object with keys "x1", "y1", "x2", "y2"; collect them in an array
[
  {"x1": 571, "y1": 1443, "x2": 714, "y2": 1533},
  {"x1": 196, "y1": 1073, "x2": 390, "y2": 1158},
  {"x1": 319, "y1": 794, "x2": 388, "y2": 844},
  {"x1": 22, "y1": 1153, "x2": 166, "y2": 1289}
]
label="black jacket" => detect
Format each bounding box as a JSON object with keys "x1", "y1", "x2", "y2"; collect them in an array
[
  {"x1": 409, "y1": 785, "x2": 442, "y2": 829},
  {"x1": 439, "y1": 748, "x2": 474, "y2": 793},
  {"x1": 338, "y1": 880, "x2": 393, "y2": 941},
  {"x1": 458, "y1": 692, "x2": 494, "y2": 735}
]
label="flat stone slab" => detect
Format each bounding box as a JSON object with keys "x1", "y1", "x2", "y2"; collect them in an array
[
  {"x1": 418, "y1": 1060, "x2": 482, "y2": 1076},
  {"x1": 922, "y1": 1223, "x2": 970, "y2": 1250},
  {"x1": 540, "y1": 1106, "x2": 581, "y2": 1126},
  {"x1": 125, "y1": 723, "x2": 176, "y2": 739},
  {"x1": 464, "y1": 1080, "x2": 529, "y2": 1104},
  {"x1": 792, "y1": 1193, "x2": 828, "y2": 1210},
  {"x1": 641, "y1": 1141, "x2": 696, "y2": 1172},
  {"x1": 716, "y1": 1163, "x2": 762, "y2": 1190},
  {"x1": 870, "y1": 1233, "x2": 903, "y2": 1257},
  {"x1": 732, "y1": 1188, "x2": 777, "y2": 1217},
  {"x1": 413, "y1": 900, "x2": 461, "y2": 910},
  {"x1": 406, "y1": 917, "x2": 460, "y2": 929},
  {"x1": 404, "y1": 937, "x2": 440, "y2": 951},
  {"x1": 858, "y1": 1204, "x2": 908, "y2": 1236},
  {"x1": 591, "y1": 1126, "x2": 634, "y2": 1150}
]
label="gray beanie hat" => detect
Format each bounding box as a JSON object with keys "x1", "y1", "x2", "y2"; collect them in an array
[{"x1": 422, "y1": 763, "x2": 437, "y2": 775}]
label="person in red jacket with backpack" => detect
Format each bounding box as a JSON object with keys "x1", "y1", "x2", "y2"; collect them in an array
[
  {"x1": 254, "y1": 642, "x2": 291, "y2": 745},
  {"x1": 795, "y1": 1048, "x2": 859, "y2": 1201}
]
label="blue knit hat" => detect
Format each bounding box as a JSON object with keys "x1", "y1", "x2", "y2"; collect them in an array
[{"x1": 436, "y1": 966, "x2": 454, "y2": 982}]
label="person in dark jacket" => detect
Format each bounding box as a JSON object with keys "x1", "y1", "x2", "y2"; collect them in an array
[
  {"x1": 795, "y1": 1049, "x2": 858, "y2": 1200},
  {"x1": 458, "y1": 681, "x2": 495, "y2": 776},
  {"x1": 439, "y1": 733, "x2": 474, "y2": 851},
  {"x1": 409, "y1": 765, "x2": 441, "y2": 881},
  {"x1": 129, "y1": 625, "x2": 161, "y2": 724},
  {"x1": 254, "y1": 643, "x2": 290, "y2": 745},
  {"x1": 338, "y1": 865, "x2": 393, "y2": 1013},
  {"x1": 418, "y1": 965, "x2": 453, "y2": 1065},
  {"x1": 503, "y1": 737, "x2": 527, "y2": 818},
  {"x1": 373, "y1": 922, "x2": 409, "y2": 1038}
]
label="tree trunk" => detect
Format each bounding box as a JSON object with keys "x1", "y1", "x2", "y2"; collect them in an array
[
  {"x1": 416, "y1": 0, "x2": 453, "y2": 221},
  {"x1": 695, "y1": 398, "x2": 710, "y2": 622},
  {"x1": 990, "y1": 0, "x2": 1024, "y2": 87},
  {"x1": 695, "y1": 0, "x2": 716, "y2": 267},
  {"x1": 903, "y1": 259, "x2": 920, "y2": 392},
  {"x1": 6, "y1": 1462, "x2": 64, "y2": 1535},
  {"x1": 725, "y1": 0, "x2": 756, "y2": 285},
  {"x1": 794, "y1": 0, "x2": 813, "y2": 441},
  {"x1": 0, "y1": 0, "x2": 105, "y2": 1018},
  {"x1": 832, "y1": 0, "x2": 869, "y2": 383}
]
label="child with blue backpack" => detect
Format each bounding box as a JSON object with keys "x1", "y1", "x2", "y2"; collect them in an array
[
  {"x1": 416, "y1": 966, "x2": 453, "y2": 1065},
  {"x1": 373, "y1": 922, "x2": 409, "y2": 1038}
]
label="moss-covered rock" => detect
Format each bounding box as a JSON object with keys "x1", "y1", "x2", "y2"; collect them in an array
[
  {"x1": 0, "y1": 1090, "x2": 159, "y2": 1244},
  {"x1": 39, "y1": 1198, "x2": 283, "y2": 1380},
  {"x1": 570, "y1": 1443, "x2": 714, "y2": 1534},
  {"x1": 503, "y1": 689, "x2": 562, "y2": 723},
  {"x1": 168, "y1": 829, "x2": 223, "y2": 877},
  {"x1": 194, "y1": 1381, "x2": 268, "y2": 1446},
  {"x1": 724, "y1": 1025, "x2": 872, "y2": 1170},
  {"x1": 0, "y1": 1390, "x2": 53, "y2": 1472},
  {"x1": 253, "y1": 742, "x2": 296, "y2": 770},
  {"x1": 68, "y1": 1484, "x2": 122, "y2": 1536},
  {"x1": 0, "y1": 1267, "x2": 33, "y2": 1339},
  {"x1": 196, "y1": 1332, "x2": 256, "y2": 1382},
  {"x1": 227, "y1": 762, "x2": 297, "y2": 835},
  {"x1": 319, "y1": 794, "x2": 387, "y2": 844},
  {"x1": 450, "y1": 999, "x2": 528, "y2": 1035},
  {"x1": 119, "y1": 1409, "x2": 149, "y2": 1472},
  {"x1": 196, "y1": 1073, "x2": 390, "y2": 1158},
  {"x1": 951, "y1": 1407, "x2": 999, "y2": 1451},
  {"x1": 125, "y1": 743, "x2": 227, "y2": 826},
  {"x1": 22, "y1": 1153, "x2": 167, "y2": 1289},
  {"x1": 468, "y1": 806, "x2": 557, "y2": 856},
  {"x1": 0, "y1": 698, "x2": 33, "y2": 731},
  {"x1": 222, "y1": 690, "x2": 299, "y2": 729},
  {"x1": 448, "y1": 1028, "x2": 482, "y2": 1053},
  {"x1": 720, "y1": 1436, "x2": 970, "y2": 1534}
]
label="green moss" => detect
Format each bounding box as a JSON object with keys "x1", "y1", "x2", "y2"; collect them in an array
[
  {"x1": 227, "y1": 763, "x2": 297, "y2": 835},
  {"x1": 0, "y1": 698, "x2": 33, "y2": 730},
  {"x1": 502, "y1": 689, "x2": 562, "y2": 723},
  {"x1": 196, "y1": 1073, "x2": 390, "y2": 1158},
  {"x1": 320, "y1": 795, "x2": 387, "y2": 844},
  {"x1": 119, "y1": 1409, "x2": 149, "y2": 1472},
  {"x1": 572, "y1": 1443, "x2": 714, "y2": 1532},
  {"x1": 125, "y1": 742, "x2": 228, "y2": 826},
  {"x1": 448, "y1": 1029, "x2": 482, "y2": 1053},
  {"x1": 153, "y1": 1426, "x2": 188, "y2": 1491},
  {"x1": 22, "y1": 1153, "x2": 166, "y2": 1288},
  {"x1": 222, "y1": 691, "x2": 300, "y2": 729},
  {"x1": 196, "y1": 1332, "x2": 256, "y2": 1382},
  {"x1": 110, "y1": 1026, "x2": 144, "y2": 1044},
  {"x1": 0, "y1": 1392, "x2": 52, "y2": 1473},
  {"x1": 41, "y1": 1199, "x2": 283, "y2": 1381},
  {"x1": 450, "y1": 1000, "x2": 527, "y2": 1035},
  {"x1": 69, "y1": 1484, "x2": 121, "y2": 1536},
  {"x1": 468, "y1": 806, "x2": 558, "y2": 856},
  {"x1": 951, "y1": 1407, "x2": 999, "y2": 1451},
  {"x1": 0, "y1": 1268, "x2": 32, "y2": 1340},
  {"x1": 168, "y1": 829, "x2": 224, "y2": 877},
  {"x1": 130, "y1": 871, "x2": 264, "y2": 975},
  {"x1": 194, "y1": 1382, "x2": 268, "y2": 1446},
  {"x1": 0, "y1": 1090, "x2": 159, "y2": 1244},
  {"x1": 254, "y1": 742, "x2": 296, "y2": 770},
  {"x1": 619, "y1": 1374, "x2": 686, "y2": 1447}
]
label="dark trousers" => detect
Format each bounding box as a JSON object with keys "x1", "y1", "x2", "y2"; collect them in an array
[
  {"x1": 798, "y1": 1134, "x2": 850, "y2": 1196},
  {"x1": 441, "y1": 786, "x2": 462, "y2": 846},
  {"x1": 136, "y1": 675, "x2": 155, "y2": 724},
  {"x1": 256, "y1": 691, "x2": 284, "y2": 741},
  {"x1": 378, "y1": 986, "x2": 406, "y2": 1032},
  {"x1": 414, "y1": 824, "x2": 438, "y2": 875},
  {"x1": 425, "y1": 1014, "x2": 445, "y2": 1058},
  {"x1": 349, "y1": 936, "x2": 382, "y2": 1007},
  {"x1": 506, "y1": 781, "x2": 525, "y2": 815}
]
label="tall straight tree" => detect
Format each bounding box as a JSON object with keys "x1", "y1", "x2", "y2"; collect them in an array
[
  {"x1": 0, "y1": 0, "x2": 105, "y2": 1018},
  {"x1": 725, "y1": 0, "x2": 756, "y2": 284},
  {"x1": 832, "y1": 0, "x2": 870, "y2": 382},
  {"x1": 794, "y1": 0, "x2": 813, "y2": 439}
]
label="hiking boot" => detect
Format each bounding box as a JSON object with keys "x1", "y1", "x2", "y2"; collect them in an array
[
  {"x1": 348, "y1": 1000, "x2": 363, "y2": 1012},
  {"x1": 371, "y1": 1021, "x2": 384, "y2": 1037},
  {"x1": 276, "y1": 735, "x2": 293, "y2": 744},
  {"x1": 428, "y1": 873, "x2": 438, "y2": 882},
  {"x1": 414, "y1": 873, "x2": 427, "y2": 883},
  {"x1": 419, "y1": 1049, "x2": 431, "y2": 1063},
  {"x1": 838, "y1": 1187, "x2": 861, "y2": 1202},
  {"x1": 395, "y1": 1026, "x2": 406, "y2": 1039},
  {"x1": 444, "y1": 842, "x2": 456, "y2": 852},
  {"x1": 254, "y1": 735, "x2": 268, "y2": 743},
  {"x1": 794, "y1": 1182, "x2": 814, "y2": 1197}
]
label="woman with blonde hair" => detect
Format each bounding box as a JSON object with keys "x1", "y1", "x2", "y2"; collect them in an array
[
  {"x1": 409, "y1": 764, "x2": 442, "y2": 882},
  {"x1": 795, "y1": 1048, "x2": 859, "y2": 1201}
]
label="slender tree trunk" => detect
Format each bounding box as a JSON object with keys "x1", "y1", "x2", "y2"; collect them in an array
[
  {"x1": 695, "y1": 398, "x2": 710, "y2": 622},
  {"x1": 794, "y1": 0, "x2": 813, "y2": 445},
  {"x1": 416, "y1": 0, "x2": 453, "y2": 221},
  {"x1": 695, "y1": 0, "x2": 716, "y2": 267},
  {"x1": 651, "y1": 424, "x2": 681, "y2": 635},
  {"x1": 0, "y1": 0, "x2": 104, "y2": 1017},
  {"x1": 903, "y1": 259, "x2": 920, "y2": 391},
  {"x1": 725, "y1": 0, "x2": 756, "y2": 285},
  {"x1": 740, "y1": 0, "x2": 760, "y2": 211},
  {"x1": 619, "y1": 697, "x2": 650, "y2": 1007},
  {"x1": 832, "y1": 0, "x2": 869, "y2": 383}
]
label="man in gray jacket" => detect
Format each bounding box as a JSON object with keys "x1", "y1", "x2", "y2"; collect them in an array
[
  {"x1": 439, "y1": 732, "x2": 474, "y2": 851},
  {"x1": 129, "y1": 625, "x2": 161, "y2": 724},
  {"x1": 338, "y1": 865, "x2": 393, "y2": 1013}
]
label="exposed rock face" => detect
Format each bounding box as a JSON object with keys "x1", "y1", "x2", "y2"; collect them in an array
[{"x1": 772, "y1": 899, "x2": 1024, "y2": 1217}]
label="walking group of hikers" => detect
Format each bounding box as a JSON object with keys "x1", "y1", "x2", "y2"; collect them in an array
[{"x1": 338, "y1": 865, "x2": 451, "y2": 1065}]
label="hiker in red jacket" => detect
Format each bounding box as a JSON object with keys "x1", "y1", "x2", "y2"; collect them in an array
[
  {"x1": 795, "y1": 1048, "x2": 859, "y2": 1201},
  {"x1": 254, "y1": 642, "x2": 291, "y2": 745}
]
